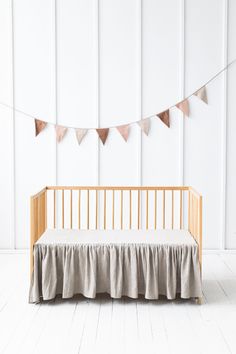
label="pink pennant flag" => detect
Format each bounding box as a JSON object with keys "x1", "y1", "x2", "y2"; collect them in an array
[
  {"x1": 55, "y1": 125, "x2": 67, "y2": 143},
  {"x1": 138, "y1": 118, "x2": 150, "y2": 136},
  {"x1": 75, "y1": 128, "x2": 87, "y2": 145},
  {"x1": 194, "y1": 86, "x2": 208, "y2": 104},
  {"x1": 157, "y1": 110, "x2": 170, "y2": 128},
  {"x1": 96, "y1": 128, "x2": 109, "y2": 145},
  {"x1": 116, "y1": 124, "x2": 130, "y2": 142},
  {"x1": 35, "y1": 119, "x2": 47, "y2": 136},
  {"x1": 176, "y1": 99, "x2": 189, "y2": 116}
]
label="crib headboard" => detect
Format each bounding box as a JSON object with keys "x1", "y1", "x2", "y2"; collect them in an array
[{"x1": 30, "y1": 186, "x2": 202, "y2": 272}]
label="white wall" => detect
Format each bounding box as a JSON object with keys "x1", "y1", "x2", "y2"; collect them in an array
[{"x1": 0, "y1": 0, "x2": 235, "y2": 249}]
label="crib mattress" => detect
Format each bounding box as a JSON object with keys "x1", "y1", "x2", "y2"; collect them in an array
[{"x1": 29, "y1": 229, "x2": 202, "y2": 303}]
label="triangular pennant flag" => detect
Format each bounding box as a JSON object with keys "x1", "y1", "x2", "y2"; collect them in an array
[
  {"x1": 55, "y1": 125, "x2": 67, "y2": 143},
  {"x1": 116, "y1": 124, "x2": 130, "y2": 142},
  {"x1": 176, "y1": 99, "x2": 189, "y2": 116},
  {"x1": 75, "y1": 128, "x2": 87, "y2": 145},
  {"x1": 138, "y1": 118, "x2": 150, "y2": 136},
  {"x1": 35, "y1": 119, "x2": 47, "y2": 136},
  {"x1": 194, "y1": 86, "x2": 208, "y2": 104},
  {"x1": 96, "y1": 128, "x2": 109, "y2": 145},
  {"x1": 157, "y1": 110, "x2": 170, "y2": 128}
]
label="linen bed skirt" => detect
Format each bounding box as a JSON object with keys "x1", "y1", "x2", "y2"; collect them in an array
[{"x1": 29, "y1": 238, "x2": 202, "y2": 303}]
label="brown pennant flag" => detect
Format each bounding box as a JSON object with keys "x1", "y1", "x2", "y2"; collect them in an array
[
  {"x1": 35, "y1": 119, "x2": 47, "y2": 136},
  {"x1": 176, "y1": 99, "x2": 189, "y2": 116},
  {"x1": 96, "y1": 128, "x2": 109, "y2": 145},
  {"x1": 194, "y1": 86, "x2": 208, "y2": 104},
  {"x1": 157, "y1": 110, "x2": 170, "y2": 128},
  {"x1": 75, "y1": 128, "x2": 87, "y2": 145},
  {"x1": 138, "y1": 118, "x2": 150, "y2": 136},
  {"x1": 116, "y1": 124, "x2": 130, "y2": 142},
  {"x1": 55, "y1": 125, "x2": 67, "y2": 143}
]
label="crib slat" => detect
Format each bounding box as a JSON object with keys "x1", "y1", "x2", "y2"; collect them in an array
[
  {"x1": 146, "y1": 190, "x2": 149, "y2": 230},
  {"x1": 138, "y1": 190, "x2": 140, "y2": 229},
  {"x1": 104, "y1": 190, "x2": 106, "y2": 230},
  {"x1": 154, "y1": 190, "x2": 157, "y2": 229},
  {"x1": 62, "y1": 190, "x2": 64, "y2": 229},
  {"x1": 120, "y1": 190, "x2": 123, "y2": 230},
  {"x1": 70, "y1": 190, "x2": 73, "y2": 229},
  {"x1": 129, "y1": 190, "x2": 132, "y2": 229},
  {"x1": 112, "y1": 190, "x2": 115, "y2": 229},
  {"x1": 96, "y1": 190, "x2": 98, "y2": 229},
  {"x1": 172, "y1": 190, "x2": 174, "y2": 229},
  {"x1": 53, "y1": 191, "x2": 55, "y2": 229},
  {"x1": 180, "y1": 190, "x2": 183, "y2": 229},
  {"x1": 163, "y1": 190, "x2": 165, "y2": 229},
  {"x1": 87, "y1": 190, "x2": 90, "y2": 230},
  {"x1": 78, "y1": 190, "x2": 81, "y2": 229},
  {"x1": 188, "y1": 190, "x2": 190, "y2": 232}
]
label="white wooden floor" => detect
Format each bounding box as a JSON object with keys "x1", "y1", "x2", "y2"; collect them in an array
[{"x1": 0, "y1": 253, "x2": 236, "y2": 354}]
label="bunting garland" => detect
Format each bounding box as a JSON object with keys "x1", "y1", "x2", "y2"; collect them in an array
[
  {"x1": 138, "y1": 118, "x2": 150, "y2": 136},
  {"x1": 157, "y1": 110, "x2": 170, "y2": 128},
  {"x1": 35, "y1": 119, "x2": 47, "y2": 136},
  {"x1": 0, "y1": 57, "x2": 235, "y2": 146},
  {"x1": 34, "y1": 86, "x2": 208, "y2": 144},
  {"x1": 117, "y1": 124, "x2": 130, "y2": 142},
  {"x1": 194, "y1": 86, "x2": 208, "y2": 104},
  {"x1": 176, "y1": 99, "x2": 190, "y2": 116},
  {"x1": 96, "y1": 128, "x2": 109, "y2": 145},
  {"x1": 55, "y1": 125, "x2": 67, "y2": 143},
  {"x1": 75, "y1": 128, "x2": 87, "y2": 145}
]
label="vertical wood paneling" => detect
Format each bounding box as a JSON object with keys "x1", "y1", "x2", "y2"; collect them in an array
[
  {"x1": 184, "y1": 0, "x2": 224, "y2": 249},
  {"x1": 0, "y1": 1, "x2": 235, "y2": 248},
  {"x1": 220, "y1": 0, "x2": 228, "y2": 249},
  {"x1": 179, "y1": 0, "x2": 185, "y2": 185},
  {"x1": 14, "y1": 0, "x2": 56, "y2": 248},
  {"x1": 142, "y1": 0, "x2": 181, "y2": 186},
  {"x1": 226, "y1": 0, "x2": 236, "y2": 249},
  {"x1": 56, "y1": 0, "x2": 98, "y2": 186},
  {"x1": 0, "y1": 0, "x2": 15, "y2": 248},
  {"x1": 99, "y1": 0, "x2": 140, "y2": 186}
]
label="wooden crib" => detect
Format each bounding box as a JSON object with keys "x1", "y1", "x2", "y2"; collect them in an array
[{"x1": 30, "y1": 186, "x2": 202, "y2": 303}]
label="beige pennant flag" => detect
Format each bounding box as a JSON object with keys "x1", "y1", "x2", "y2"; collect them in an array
[
  {"x1": 96, "y1": 128, "x2": 109, "y2": 145},
  {"x1": 35, "y1": 119, "x2": 47, "y2": 136},
  {"x1": 194, "y1": 86, "x2": 208, "y2": 104},
  {"x1": 75, "y1": 128, "x2": 87, "y2": 145},
  {"x1": 157, "y1": 110, "x2": 170, "y2": 128},
  {"x1": 117, "y1": 124, "x2": 130, "y2": 142},
  {"x1": 138, "y1": 118, "x2": 150, "y2": 136},
  {"x1": 55, "y1": 125, "x2": 67, "y2": 143},
  {"x1": 176, "y1": 99, "x2": 189, "y2": 116}
]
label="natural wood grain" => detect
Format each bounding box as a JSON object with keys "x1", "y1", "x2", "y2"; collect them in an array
[
  {"x1": 163, "y1": 190, "x2": 165, "y2": 229},
  {"x1": 112, "y1": 190, "x2": 115, "y2": 230},
  {"x1": 146, "y1": 190, "x2": 149, "y2": 230},
  {"x1": 87, "y1": 190, "x2": 90, "y2": 230},
  {"x1": 62, "y1": 190, "x2": 64, "y2": 229}
]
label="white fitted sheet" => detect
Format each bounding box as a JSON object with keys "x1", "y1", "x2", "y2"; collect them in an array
[{"x1": 36, "y1": 228, "x2": 197, "y2": 246}]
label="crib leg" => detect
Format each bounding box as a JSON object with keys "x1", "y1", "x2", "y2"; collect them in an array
[{"x1": 195, "y1": 297, "x2": 202, "y2": 305}]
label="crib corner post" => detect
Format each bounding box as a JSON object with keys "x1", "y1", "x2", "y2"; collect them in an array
[
  {"x1": 30, "y1": 196, "x2": 36, "y2": 277},
  {"x1": 198, "y1": 195, "x2": 203, "y2": 274}
]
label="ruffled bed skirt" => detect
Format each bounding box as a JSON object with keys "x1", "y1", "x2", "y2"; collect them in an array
[{"x1": 29, "y1": 243, "x2": 202, "y2": 303}]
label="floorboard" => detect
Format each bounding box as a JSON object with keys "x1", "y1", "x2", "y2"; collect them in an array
[{"x1": 0, "y1": 253, "x2": 236, "y2": 354}]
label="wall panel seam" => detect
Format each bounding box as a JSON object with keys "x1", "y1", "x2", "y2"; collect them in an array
[
  {"x1": 54, "y1": 0, "x2": 58, "y2": 185},
  {"x1": 179, "y1": 0, "x2": 185, "y2": 186},
  {"x1": 221, "y1": 0, "x2": 228, "y2": 249},
  {"x1": 138, "y1": 0, "x2": 142, "y2": 186},
  {"x1": 11, "y1": 0, "x2": 16, "y2": 249}
]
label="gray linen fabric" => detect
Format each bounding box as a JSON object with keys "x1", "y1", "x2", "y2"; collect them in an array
[{"x1": 29, "y1": 229, "x2": 202, "y2": 303}]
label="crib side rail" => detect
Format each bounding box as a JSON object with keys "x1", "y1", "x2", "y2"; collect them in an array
[
  {"x1": 30, "y1": 188, "x2": 47, "y2": 274},
  {"x1": 188, "y1": 188, "x2": 202, "y2": 267}
]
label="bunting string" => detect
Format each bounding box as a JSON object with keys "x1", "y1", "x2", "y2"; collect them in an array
[{"x1": 0, "y1": 58, "x2": 235, "y2": 144}]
